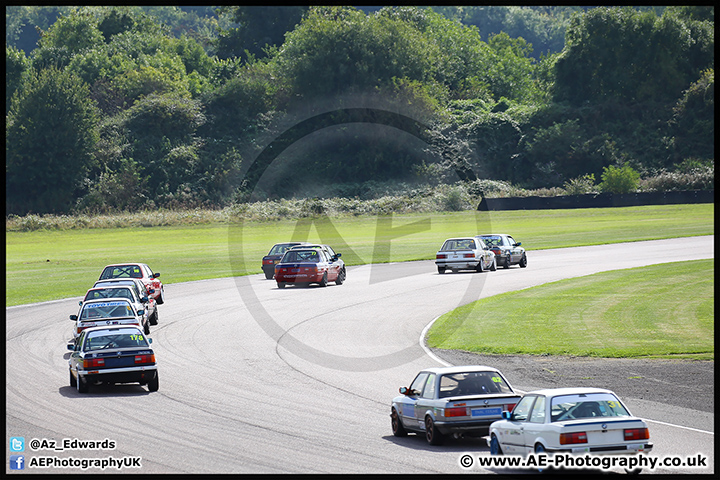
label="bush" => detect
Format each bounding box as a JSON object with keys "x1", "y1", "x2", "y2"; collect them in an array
[
  {"x1": 599, "y1": 165, "x2": 640, "y2": 194},
  {"x1": 563, "y1": 174, "x2": 597, "y2": 195}
]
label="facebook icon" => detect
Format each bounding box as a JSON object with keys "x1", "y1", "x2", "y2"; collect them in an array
[{"x1": 10, "y1": 455, "x2": 25, "y2": 470}]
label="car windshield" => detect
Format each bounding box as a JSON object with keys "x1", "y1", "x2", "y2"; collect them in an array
[
  {"x1": 550, "y1": 393, "x2": 631, "y2": 422},
  {"x1": 100, "y1": 265, "x2": 143, "y2": 279},
  {"x1": 441, "y1": 239, "x2": 475, "y2": 251},
  {"x1": 84, "y1": 329, "x2": 150, "y2": 351},
  {"x1": 80, "y1": 301, "x2": 135, "y2": 320},
  {"x1": 281, "y1": 250, "x2": 321, "y2": 263},
  {"x1": 438, "y1": 371, "x2": 514, "y2": 398},
  {"x1": 85, "y1": 288, "x2": 135, "y2": 302}
]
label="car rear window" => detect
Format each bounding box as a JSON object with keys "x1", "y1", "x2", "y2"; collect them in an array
[
  {"x1": 85, "y1": 288, "x2": 134, "y2": 302},
  {"x1": 281, "y1": 250, "x2": 321, "y2": 263},
  {"x1": 441, "y1": 239, "x2": 476, "y2": 251},
  {"x1": 438, "y1": 371, "x2": 513, "y2": 398},
  {"x1": 100, "y1": 265, "x2": 143, "y2": 279},
  {"x1": 84, "y1": 330, "x2": 150, "y2": 351},
  {"x1": 550, "y1": 393, "x2": 631, "y2": 421},
  {"x1": 80, "y1": 301, "x2": 135, "y2": 320}
]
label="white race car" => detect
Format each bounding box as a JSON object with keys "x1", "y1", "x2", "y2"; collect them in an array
[{"x1": 488, "y1": 387, "x2": 653, "y2": 471}]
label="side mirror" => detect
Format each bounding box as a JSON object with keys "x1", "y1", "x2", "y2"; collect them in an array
[
  {"x1": 70, "y1": 315, "x2": 78, "y2": 321},
  {"x1": 147, "y1": 288, "x2": 155, "y2": 294},
  {"x1": 153, "y1": 273, "x2": 161, "y2": 278},
  {"x1": 148, "y1": 338, "x2": 153, "y2": 344},
  {"x1": 78, "y1": 300, "x2": 82, "y2": 306},
  {"x1": 399, "y1": 387, "x2": 411, "y2": 395},
  {"x1": 336, "y1": 253, "x2": 342, "y2": 258},
  {"x1": 67, "y1": 343, "x2": 75, "y2": 351},
  {"x1": 502, "y1": 410, "x2": 512, "y2": 420},
  {"x1": 137, "y1": 310, "x2": 145, "y2": 316},
  {"x1": 141, "y1": 296, "x2": 149, "y2": 303},
  {"x1": 515, "y1": 242, "x2": 522, "y2": 246}
]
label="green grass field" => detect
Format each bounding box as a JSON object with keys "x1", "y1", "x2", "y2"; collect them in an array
[
  {"x1": 5, "y1": 204, "x2": 713, "y2": 307},
  {"x1": 427, "y1": 260, "x2": 714, "y2": 360},
  {"x1": 5, "y1": 203, "x2": 714, "y2": 359}
]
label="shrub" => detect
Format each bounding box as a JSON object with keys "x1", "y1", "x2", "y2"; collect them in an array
[{"x1": 599, "y1": 165, "x2": 640, "y2": 194}]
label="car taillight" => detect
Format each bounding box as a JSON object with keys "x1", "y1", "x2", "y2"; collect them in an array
[
  {"x1": 504, "y1": 403, "x2": 516, "y2": 412},
  {"x1": 135, "y1": 354, "x2": 155, "y2": 364},
  {"x1": 624, "y1": 428, "x2": 649, "y2": 441},
  {"x1": 444, "y1": 407, "x2": 468, "y2": 417},
  {"x1": 560, "y1": 432, "x2": 588, "y2": 444},
  {"x1": 436, "y1": 254, "x2": 446, "y2": 259},
  {"x1": 83, "y1": 358, "x2": 105, "y2": 368},
  {"x1": 491, "y1": 248, "x2": 502, "y2": 255},
  {"x1": 463, "y1": 253, "x2": 474, "y2": 258},
  {"x1": 262, "y1": 259, "x2": 272, "y2": 265}
]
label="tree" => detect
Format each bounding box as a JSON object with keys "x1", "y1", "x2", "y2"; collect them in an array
[
  {"x1": 6, "y1": 68, "x2": 99, "y2": 214},
  {"x1": 6, "y1": 46, "x2": 30, "y2": 113}
]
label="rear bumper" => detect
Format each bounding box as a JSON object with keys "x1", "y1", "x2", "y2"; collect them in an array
[
  {"x1": 275, "y1": 273, "x2": 323, "y2": 283},
  {"x1": 435, "y1": 260, "x2": 479, "y2": 270},
  {"x1": 79, "y1": 366, "x2": 157, "y2": 385},
  {"x1": 434, "y1": 418, "x2": 497, "y2": 436},
  {"x1": 549, "y1": 443, "x2": 654, "y2": 454}
]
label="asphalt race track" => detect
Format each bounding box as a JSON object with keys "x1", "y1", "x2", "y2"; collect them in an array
[{"x1": 6, "y1": 236, "x2": 714, "y2": 474}]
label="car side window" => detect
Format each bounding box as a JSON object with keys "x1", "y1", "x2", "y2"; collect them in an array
[
  {"x1": 409, "y1": 373, "x2": 429, "y2": 396},
  {"x1": 511, "y1": 395, "x2": 536, "y2": 422},
  {"x1": 421, "y1": 374, "x2": 436, "y2": 399},
  {"x1": 507, "y1": 236, "x2": 516, "y2": 246},
  {"x1": 529, "y1": 396, "x2": 546, "y2": 423}
]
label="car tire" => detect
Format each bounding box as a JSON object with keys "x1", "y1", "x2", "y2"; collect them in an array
[
  {"x1": 335, "y1": 267, "x2": 346, "y2": 285},
  {"x1": 319, "y1": 273, "x2": 328, "y2": 287},
  {"x1": 143, "y1": 322, "x2": 150, "y2": 335},
  {"x1": 534, "y1": 443, "x2": 551, "y2": 473},
  {"x1": 76, "y1": 375, "x2": 89, "y2": 394},
  {"x1": 156, "y1": 287, "x2": 165, "y2": 305},
  {"x1": 490, "y1": 257, "x2": 497, "y2": 271},
  {"x1": 519, "y1": 254, "x2": 527, "y2": 268},
  {"x1": 425, "y1": 416, "x2": 444, "y2": 445},
  {"x1": 437, "y1": 266, "x2": 446, "y2": 274},
  {"x1": 149, "y1": 309, "x2": 158, "y2": 326},
  {"x1": 391, "y1": 408, "x2": 407, "y2": 437},
  {"x1": 69, "y1": 369, "x2": 77, "y2": 388},
  {"x1": 504, "y1": 255, "x2": 511, "y2": 269},
  {"x1": 147, "y1": 372, "x2": 159, "y2": 392},
  {"x1": 277, "y1": 282, "x2": 286, "y2": 289},
  {"x1": 490, "y1": 434, "x2": 502, "y2": 455},
  {"x1": 475, "y1": 261, "x2": 484, "y2": 273}
]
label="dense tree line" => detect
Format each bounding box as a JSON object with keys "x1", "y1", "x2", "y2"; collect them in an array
[{"x1": 5, "y1": 6, "x2": 714, "y2": 215}]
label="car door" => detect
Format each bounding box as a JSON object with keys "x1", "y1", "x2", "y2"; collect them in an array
[
  {"x1": 499, "y1": 395, "x2": 537, "y2": 454},
  {"x1": 507, "y1": 236, "x2": 522, "y2": 263},
  {"x1": 521, "y1": 394, "x2": 547, "y2": 455},
  {"x1": 399, "y1": 372, "x2": 428, "y2": 431},
  {"x1": 414, "y1": 373, "x2": 437, "y2": 430}
]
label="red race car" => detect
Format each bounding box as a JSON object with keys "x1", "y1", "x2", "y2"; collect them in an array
[
  {"x1": 274, "y1": 245, "x2": 346, "y2": 288},
  {"x1": 98, "y1": 263, "x2": 165, "y2": 304}
]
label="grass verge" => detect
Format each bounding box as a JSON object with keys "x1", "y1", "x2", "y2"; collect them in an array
[
  {"x1": 6, "y1": 204, "x2": 713, "y2": 306},
  {"x1": 426, "y1": 260, "x2": 714, "y2": 360}
]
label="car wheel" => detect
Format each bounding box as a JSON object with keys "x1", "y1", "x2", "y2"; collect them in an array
[
  {"x1": 504, "y1": 255, "x2": 511, "y2": 269},
  {"x1": 490, "y1": 434, "x2": 502, "y2": 455},
  {"x1": 69, "y1": 369, "x2": 77, "y2": 388},
  {"x1": 391, "y1": 408, "x2": 407, "y2": 437},
  {"x1": 437, "y1": 266, "x2": 446, "y2": 274},
  {"x1": 143, "y1": 321, "x2": 151, "y2": 335},
  {"x1": 319, "y1": 273, "x2": 328, "y2": 287},
  {"x1": 277, "y1": 282, "x2": 286, "y2": 289},
  {"x1": 534, "y1": 443, "x2": 551, "y2": 473},
  {"x1": 490, "y1": 257, "x2": 497, "y2": 271},
  {"x1": 519, "y1": 254, "x2": 527, "y2": 268},
  {"x1": 76, "y1": 375, "x2": 89, "y2": 394},
  {"x1": 149, "y1": 309, "x2": 158, "y2": 326},
  {"x1": 335, "y1": 267, "x2": 346, "y2": 285},
  {"x1": 625, "y1": 467, "x2": 643, "y2": 474},
  {"x1": 475, "y1": 261, "x2": 484, "y2": 273},
  {"x1": 147, "y1": 372, "x2": 159, "y2": 392},
  {"x1": 425, "y1": 416, "x2": 444, "y2": 445}
]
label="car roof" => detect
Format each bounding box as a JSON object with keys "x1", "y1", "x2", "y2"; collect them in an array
[
  {"x1": 478, "y1": 234, "x2": 510, "y2": 237},
  {"x1": 524, "y1": 387, "x2": 615, "y2": 397},
  {"x1": 94, "y1": 278, "x2": 141, "y2": 285},
  {"x1": 83, "y1": 297, "x2": 133, "y2": 304},
  {"x1": 274, "y1": 242, "x2": 309, "y2": 246},
  {"x1": 290, "y1": 243, "x2": 328, "y2": 249},
  {"x1": 419, "y1": 365, "x2": 503, "y2": 375},
  {"x1": 81, "y1": 325, "x2": 145, "y2": 335}
]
